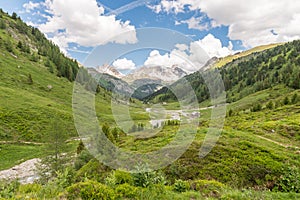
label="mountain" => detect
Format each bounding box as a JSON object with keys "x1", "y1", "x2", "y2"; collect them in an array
[
  {"x1": 96, "y1": 64, "x2": 124, "y2": 79},
  {"x1": 145, "y1": 40, "x2": 300, "y2": 103},
  {"x1": 87, "y1": 67, "x2": 134, "y2": 96},
  {"x1": 201, "y1": 56, "x2": 219, "y2": 71},
  {"x1": 123, "y1": 65, "x2": 188, "y2": 84},
  {"x1": 1, "y1": 10, "x2": 300, "y2": 199}
]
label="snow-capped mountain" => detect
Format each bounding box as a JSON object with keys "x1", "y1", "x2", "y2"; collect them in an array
[
  {"x1": 96, "y1": 64, "x2": 124, "y2": 79},
  {"x1": 123, "y1": 65, "x2": 188, "y2": 84}
]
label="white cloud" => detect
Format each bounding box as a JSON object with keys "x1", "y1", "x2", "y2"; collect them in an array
[
  {"x1": 23, "y1": 1, "x2": 41, "y2": 13},
  {"x1": 113, "y1": 58, "x2": 136, "y2": 70},
  {"x1": 144, "y1": 34, "x2": 233, "y2": 73},
  {"x1": 148, "y1": 0, "x2": 187, "y2": 14},
  {"x1": 179, "y1": 16, "x2": 209, "y2": 31},
  {"x1": 194, "y1": 34, "x2": 233, "y2": 58},
  {"x1": 150, "y1": 0, "x2": 300, "y2": 47},
  {"x1": 36, "y1": 0, "x2": 137, "y2": 51}
]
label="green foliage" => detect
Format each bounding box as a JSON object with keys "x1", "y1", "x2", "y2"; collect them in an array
[
  {"x1": 173, "y1": 179, "x2": 190, "y2": 193},
  {"x1": 191, "y1": 180, "x2": 226, "y2": 198},
  {"x1": 75, "y1": 159, "x2": 111, "y2": 182},
  {"x1": 228, "y1": 109, "x2": 234, "y2": 117},
  {"x1": 283, "y1": 96, "x2": 290, "y2": 105},
  {"x1": 251, "y1": 103, "x2": 262, "y2": 112},
  {"x1": 18, "y1": 183, "x2": 42, "y2": 194},
  {"x1": 275, "y1": 166, "x2": 300, "y2": 193},
  {"x1": 11, "y1": 12, "x2": 17, "y2": 20},
  {"x1": 0, "y1": 19, "x2": 6, "y2": 29},
  {"x1": 54, "y1": 167, "x2": 75, "y2": 188},
  {"x1": 115, "y1": 183, "x2": 137, "y2": 198},
  {"x1": 266, "y1": 101, "x2": 274, "y2": 109},
  {"x1": 74, "y1": 149, "x2": 94, "y2": 170},
  {"x1": 0, "y1": 180, "x2": 19, "y2": 199},
  {"x1": 27, "y1": 73, "x2": 33, "y2": 84},
  {"x1": 148, "y1": 40, "x2": 300, "y2": 104},
  {"x1": 66, "y1": 180, "x2": 116, "y2": 200},
  {"x1": 37, "y1": 120, "x2": 70, "y2": 182},
  {"x1": 105, "y1": 170, "x2": 133, "y2": 187},
  {"x1": 291, "y1": 93, "x2": 298, "y2": 104},
  {"x1": 129, "y1": 123, "x2": 145, "y2": 133},
  {"x1": 132, "y1": 165, "x2": 167, "y2": 187}
]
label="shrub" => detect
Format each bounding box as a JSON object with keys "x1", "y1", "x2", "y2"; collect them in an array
[
  {"x1": 191, "y1": 180, "x2": 226, "y2": 198},
  {"x1": 291, "y1": 93, "x2": 298, "y2": 104},
  {"x1": 266, "y1": 101, "x2": 274, "y2": 110},
  {"x1": 132, "y1": 167, "x2": 167, "y2": 188},
  {"x1": 250, "y1": 103, "x2": 262, "y2": 112},
  {"x1": 173, "y1": 179, "x2": 190, "y2": 193},
  {"x1": 66, "y1": 180, "x2": 116, "y2": 200},
  {"x1": 18, "y1": 183, "x2": 42, "y2": 194},
  {"x1": 74, "y1": 149, "x2": 94, "y2": 170},
  {"x1": 283, "y1": 96, "x2": 290, "y2": 105},
  {"x1": 131, "y1": 164, "x2": 167, "y2": 187},
  {"x1": 114, "y1": 170, "x2": 133, "y2": 185},
  {"x1": 0, "y1": 180, "x2": 20, "y2": 199},
  {"x1": 274, "y1": 166, "x2": 300, "y2": 193},
  {"x1": 115, "y1": 183, "x2": 137, "y2": 198}
]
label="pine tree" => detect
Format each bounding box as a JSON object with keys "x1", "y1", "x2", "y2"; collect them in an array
[{"x1": 27, "y1": 73, "x2": 33, "y2": 84}]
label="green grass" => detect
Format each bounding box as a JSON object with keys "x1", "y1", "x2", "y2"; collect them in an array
[
  {"x1": 214, "y1": 43, "x2": 282, "y2": 68},
  {"x1": 0, "y1": 144, "x2": 44, "y2": 170}
]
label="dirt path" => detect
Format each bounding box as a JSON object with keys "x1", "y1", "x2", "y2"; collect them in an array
[
  {"x1": 0, "y1": 140, "x2": 44, "y2": 145},
  {"x1": 256, "y1": 135, "x2": 300, "y2": 151}
]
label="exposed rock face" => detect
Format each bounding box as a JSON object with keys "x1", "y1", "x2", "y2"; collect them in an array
[{"x1": 0, "y1": 158, "x2": 40, "y2": 184}]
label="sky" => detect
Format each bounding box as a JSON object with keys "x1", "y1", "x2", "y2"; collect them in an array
[{"x1": 1, "y1": 0, "x2": 300, "y2": 73}]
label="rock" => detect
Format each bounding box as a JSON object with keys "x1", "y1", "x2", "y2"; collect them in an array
[{"x1": 0, "y1": 158, "x2": 40, "y2": 184}]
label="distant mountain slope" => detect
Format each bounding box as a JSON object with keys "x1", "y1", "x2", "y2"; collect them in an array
[
  {"x1": 87, "y1": 67, "x2": 134, "y2": 96},
  {"x1": 96, "y1": 64, "x2": 124, "y2": 79},
  {"x1": 123, "y1": 65, "x2": 188, "y2": 84},
  {"x1": 145, "y1": 41, "x2": 300, "y2": 103},
  {"x1": 213, "y1": 43, "x2": 282, "y2": 69}
]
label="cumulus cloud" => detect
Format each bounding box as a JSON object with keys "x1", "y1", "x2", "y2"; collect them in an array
[
  {"x1": 113, "y1": 58, "x2": 136, "y2": 70},
  {"x1": 179, "y1": 16, "x2": 210, "y2": 31},
  {"x1": 23, "y1": 1, "x2": 41, "y2": 13},
  {"x1": 144, "y1": 34, "x2": 233, "y2": 73},
  {"x1": 194, "y1": 34, "x2": 233, "y2": 58},
  {"x1": 36, "y1": 0, "x2": 137, "y2": 51},
  {"x1": 150, "y1": 0, "x2": 300, "y2": 47}
]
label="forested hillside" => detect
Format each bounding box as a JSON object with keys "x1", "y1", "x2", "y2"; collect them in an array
[
  {"x1": 0, "y1": 9, "x2": 300, "y2": 200},
  {"x1": 146, "y1": 41, "x2": 300, "y2": 103},
  {"x1": 0, "y1": 9, "x2": 79, "y2": 81}
]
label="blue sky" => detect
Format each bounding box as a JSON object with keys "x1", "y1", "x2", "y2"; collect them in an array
[{"x1": 1, "y1": 0, "x2": 299, "y2": 73}]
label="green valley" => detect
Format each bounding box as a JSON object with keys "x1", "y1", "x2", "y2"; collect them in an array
[{"x1": 0, "y1": 8, "x2": 299, "y2": 200}]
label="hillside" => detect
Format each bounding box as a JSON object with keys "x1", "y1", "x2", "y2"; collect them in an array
[
  {"x1": 213, "y1": 43, "x2": 282, "y2": 68},
  {"x1": 0, "y1": 9, "x2": 300, "y2": 200},
  {"x1": 145, "y1": 41, "x2": 300, "y2": 104}
]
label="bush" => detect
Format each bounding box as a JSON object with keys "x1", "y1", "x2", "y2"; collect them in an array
[
  {"x1": 266, "y1": 101, "x2": 274, "y2": 110},
  {"x1": 274, "y1": 166, "x2": 300, "y2": 193},
  {"x1": 0, "y1": 180, "x2": 20, "y2": 199},
  {"x1": 114, "y1": 170, "x2": 134, "y2": 185},
  {"x1": 74, "y1": 149, "x2": 94, "y2": 170},
  {"x1": 132, "y1": 166, "x2": 167, "y2": 188},
  {"x1": 66, "y1": 180, "x2": 116, "y2": 200},
  {"x1": 18, "y1": 183, "x2": 42, "y2": 194},
  {"x1": 283, "y1": 96, "x2": 290, "y2": 105},
  {"x1": 250, "y1": 103, "x2": 262, "y2": 112},
  {"x1": 173, "y1": 179, "x2": 190, "y2": 193},
  {"x1": 115, "y1": 183, "x2": 137, "y2": 198},
  {"x1": 191, "y1": 180, "x2": 226, "y2": 198}
]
